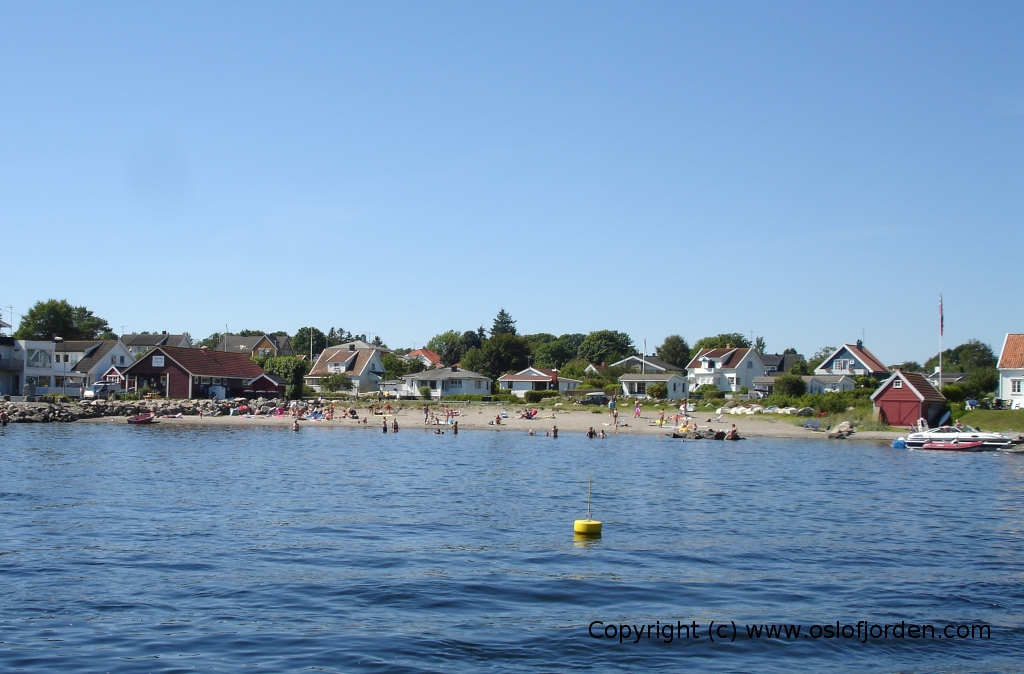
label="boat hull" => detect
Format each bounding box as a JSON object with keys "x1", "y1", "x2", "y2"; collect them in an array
[
  {"x1": 919, "y1": 441, "x2": 986, "y2": 452},
  {"x1": 127, "y1": 413, "x2": 156, "y2": 424}
]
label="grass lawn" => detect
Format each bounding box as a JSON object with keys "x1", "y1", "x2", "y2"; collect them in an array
[{"x1": 956, "y1": 410, "x2": 1024, "y2": 433}]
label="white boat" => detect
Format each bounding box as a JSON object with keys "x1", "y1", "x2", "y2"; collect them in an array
[{"x1": 905, "y1": 425, "x2": 1013, "y2": 450}]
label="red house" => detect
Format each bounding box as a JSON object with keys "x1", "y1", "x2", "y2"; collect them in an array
[
  {"x1": 120, "y1": 346, "x2": 285, "y2": 399},
  {"x1": 871, "y1": 371, "x2": 946, "y2": 428}
]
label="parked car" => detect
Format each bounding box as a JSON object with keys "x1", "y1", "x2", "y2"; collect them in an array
[
  {"x1": 577, "y1": 394, "x2": 609, "y2": 406},
  {"x1": 82, "y1": 382, "x2": 123, "y2": 399}
]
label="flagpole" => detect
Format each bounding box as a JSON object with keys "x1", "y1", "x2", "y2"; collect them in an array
[{"x1": 938, "y1": 290, "x2": 943, "y2": 394}]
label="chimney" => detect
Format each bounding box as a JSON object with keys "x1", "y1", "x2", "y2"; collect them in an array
[
  {"x1": 349, "y1": 344, "x2": 355, "y2": 351},
  {"x1": 451, "y1": 366, "x2": 458, "y2": 372},
  {"x1": 857, "y1": 339, "x2": 863, "y2": 349},
  {"x1": 726, "y1": 343, "x2": 732, "y2": 349},
  {"x1": 162, "y1": 331, "x2": 167, "y2": 335},
  {"x1": 200, "y1": 346, "x2": 207, "y2": 351}
]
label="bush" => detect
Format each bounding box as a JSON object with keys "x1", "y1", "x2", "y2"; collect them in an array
[
  {"x1": 773, "y1": 373, "x2": 806, "y2": 397},
  {"x1": 696, "y1": 384, "x2": 724, "y2": 399},
  {"x1": 739, "y1": 386, "x2": 749, "y2": 394},
  {"x1": 942, "y1": 384, "x2": 966, "y2": 403},
  {"x1": 524, "y1": 390, "x2": 561, "y2": 403},
  {"x1": 603, "y1": 385, "x2": 620, "y2": 397},
  {"x1": 319, "y1": 373, "x2": 352, "y2": 393},
  {"x1": 419, "y1": 386, "x2": 433, "y2": 400},
  {"x1": 647, "y1": 383, "x2": 668, "y2": 399},
  {"x1": 39, "y1": 393, "x2": 71, "y2": 403}
]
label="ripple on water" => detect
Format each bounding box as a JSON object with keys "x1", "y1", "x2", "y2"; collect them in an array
[{"x1": 0, "y1": 424, "x2": 1022, "y2": 672}]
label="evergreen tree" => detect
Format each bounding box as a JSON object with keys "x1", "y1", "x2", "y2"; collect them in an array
[
  {"x1": 655, "y1": 335, "x2": 691, "y2": 368},
  {"x1": 491, "y1": 309, "x2": 517, "y2": 336}
]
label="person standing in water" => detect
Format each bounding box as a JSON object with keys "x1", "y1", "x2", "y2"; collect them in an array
[
  {"x1": 552, "y1": 425, "x2": 558, "y2": 438},
  {"x1": 392, "y1": 419, "x2": 398, "y2": 433},
  {"x1": 453, "y1": 420, "x2": 458, "y2": 435},
  {"x1": 382, "y1": 418, "x2": 388, "y2": 433}
]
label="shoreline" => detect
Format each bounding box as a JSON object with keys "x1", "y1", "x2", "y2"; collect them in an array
[{"x1": 77, "y1": 408, "x2": 903, "y2": 443}]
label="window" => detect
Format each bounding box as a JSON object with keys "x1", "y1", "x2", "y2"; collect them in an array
[
  {"x1": 26, "y1": 349, "x2": 52, "y2": 369},
  {"x1": 893, "y1": 380, "x2": 903, "y2": 389},
  {"x1": 111, "y1": 356, "x2": 116, "y2": 364},
  {"x1": 26, "y1": 375, "x2": 51, "y2": 387},
  {"x1": 328, "y1": 362, "x2": 342, "y2": 373},
  {"x1": 258, "y1": 348, "x2": 271, "y2": 357},
  {"x1": 635, "y1": 382, "x2": 646, "y2": 395},
  {"x1": 475, "y1": 380, "x2": 482, "y2": 389},
  {"x1": 152, "y1": 355, "x2": 165, "y2": 367},
  {"x1": 1012, "y1": 380, "x2": 1022, "y2": 394},
  {"x1": 119, "y1": 356, "x2": 125, "y2": 365},
  {"x1": 748, "y1": 361, "x2": 753, "y2": 368},
  {"x1": 449, "y1": 379, "x2": 462, "y2": 389}
]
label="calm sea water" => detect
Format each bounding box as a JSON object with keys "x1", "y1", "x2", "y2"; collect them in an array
[{"x1": 1, "y1": 422, "x2": 1022, "y2": 672}]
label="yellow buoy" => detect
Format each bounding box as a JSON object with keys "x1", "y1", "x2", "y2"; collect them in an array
[{"x1": 573, "y1": 476, "x2": 602, "y2": 536}]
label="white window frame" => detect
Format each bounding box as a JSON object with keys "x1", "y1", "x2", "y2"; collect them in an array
[
  {"x1": 893, "y1": 380, "x2": 903, "y2": 389},
  {"x1": 1012, "y1": 380, "x2": 1023, "y2": 394}
]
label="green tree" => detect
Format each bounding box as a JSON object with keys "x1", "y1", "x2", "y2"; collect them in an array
[
  {"x1": 941, "y1": 384, "x2": 965, "y2": 403},
  {"x1": 460, "y1": 330, "x2": 482, "y2": 353},
  {"x1": 459, "y1": 347, "x2": 488, "y2": 376},
  {"x1": 427, "y1": 330, "x2": 464, "y2": 367},
  {"x1": 481, "y1": 333, "x2": 530, "y2": 376},
  {"x1": 558, "y1": 359, "x2": 589, "y2": 381},
  {"x1": 558, "y1": 333, "x2": 586, "y2": 355},
  {"x1": 783, "y1": 347, "x2": 798, "y2": 355},
  {"x1": 577, "y1": 330, "x2": 635, "y2": 365},
  {"x1": 754, "y1": 336, "x2": 767, "y2": 354},
  {"x1": 773, "y1": 373, "x2": 806, "y2": 397},
  {"x1": 255, "y1": 355, "x2": 311, "y2": 399},
  {"x1": 655, "y1": 335, "x2": 691, "y2": 368},
  {"x1": 491, "y1": 309, "x2": 517, "y2": 336},
  {"x1": 647, "y1": 383, "x2": 668, "y2": 399},
  {"x1": 534, "y1": 338, "x2": 577, "y2": 369},
  {"x1": 924, "y1": 339, "x2": 997, "y2": 373},
  {"x1": 894, "y1": 361, "x2": 923, "y2": 372},
  {"x1": 293, "y1": 327, "x2": 327, "y2": 358},
  {"x1": 14, "y1": 300, "x2": 111, "y2": 340},
  {"x1": 197, "y1": 332, "x2": 223, "y2": 349},
  {"x1": 963, "y1": 367, "x2": 999, "y2": 398},
  {"x1": 319, "y1": 373, "x2": 353, "y2": 393},
  {"x1": 326, "y1": 327, "x2": 354, "y2": 347},
  {"x1": 691, "y1": 333, "x2": 752, "y2": 355},
  {"x1": 806, "y1": 346, "x2": 838, "y2": 372},
  {"x1": 382, "y1": 352, "x2": 424, "y2": 380},
  {"x1": 523, "y1": 333, "x2": 557, "y2": 347}
]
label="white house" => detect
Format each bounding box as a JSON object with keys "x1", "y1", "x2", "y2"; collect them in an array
[
  {"x1": 401, "y1": 366, "x2": 491, "y2": 400},
  {"x1": 813, "y1": 341, "x2": 889, "y2": 379},
  {"x1": 610, "y1": 355, "x2": 684, "y2": 373},
  {"x1": 17, "y1": 339, "x2": 58, "y2": 396},
  {"x1": 997, "y1": 333, "x2": 1024, "y2": 409},
  {"x1": 403, "y1": 348, "x2": 441, "y2": 369},
  {"x1": 305, "y1": 344, "x2": 387, "y2": 393},
  {"x1": 686, "y1": 347, "x2": 765, "y2": 393},
  {"x1": 805, "y1": 374, "x2": 856, "y2": 395},
  {"x1": 497, "y1": 367, "x2": 581, "y2": 398},
  {"x1": 0, "y1": 336, "x2": 21, "y2": 396},
  {"x1": 619, "y1": 372, "x2": 688, "y2": 399},
  {"x1": 71, "y1": 340, "x2": 135, "y2": 388}
]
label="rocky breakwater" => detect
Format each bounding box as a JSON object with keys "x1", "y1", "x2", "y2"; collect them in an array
[{"x1": 0, "y1": 397, "x2": 287, "y2": 423}]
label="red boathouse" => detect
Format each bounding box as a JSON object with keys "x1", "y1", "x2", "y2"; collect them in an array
[
  {"x1": 120, "y1": 346, "x2": 284, "y2": 399},
  {"x1": 871, "y1": 371, "x2": 946, "y2": 428}
]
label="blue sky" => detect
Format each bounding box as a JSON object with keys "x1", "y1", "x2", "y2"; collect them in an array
[{"x1": 1, "y1": 2, "x2": 1021, "y2": 363}]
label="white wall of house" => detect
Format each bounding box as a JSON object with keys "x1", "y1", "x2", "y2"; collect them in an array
[
  {"x1": 806, "y1": 376, "x2": 855, "y2": 395},
  {"x1": 18, "y1": 340, "x2": 57, "y2": 395},
  {"x1": 78, "y1": 343, "x2": 134, "y2": 386},
  {"x1": 402, "y1": 375, "x2": 490, "y2": 399},
  {"x1": 1000, "y1": 369, "x2": 1024, "y2": 408},
  {"x1": 688, "y1": 351, "x2": 765, "y2": 392},
  {"x1": 620, "y1": 375, "x2": 688, "y2": 399}
]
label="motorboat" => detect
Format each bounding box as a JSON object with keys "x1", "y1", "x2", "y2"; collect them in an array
[
  {"x1": 127, "y1": 412, "x2": 156, "y2": 424},
  {"x1": 905, "y1": 425, "x2": 1012, "y2": 450},
  {"x1": 920, "y1": 440, "x2": 986, "y2": 452}
]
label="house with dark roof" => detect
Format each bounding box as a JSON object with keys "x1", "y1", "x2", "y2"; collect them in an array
[
  {"x1": 686, "y1": 347, "x2": 766, "y2": 393},
  {"x1": 122, "y1": 332, "x2": 193, "y2": 357},
  {"x1": 610, "y1": 354, "x2": 684, "y2": 373},
  {"x1": 813, "y1": 341, "x2": 889, "y2": 379},
  {"x1": 120, "y1": 345, "x2": 282, "y2": 399},
  {"x1": 871, "y1": 371, "x2": 946, "y2": 427},
  {"x1": 305, "y1": 344, "x2": 387, "y2": 393},
  {"x1": 760, "y1": 353, "x2": 805, "y2": 374},
  {"x1": 497, "y1": 367, "x2": 582, "y2": 398},
  {"x1": 401, "y1": 366, "x2": 492, "y2": 400},
  {"x1": 997, "y1": 333, "x2": 1024, "y2": 409},
  {"x1": 217, "y1": 334, "x2": 293, "y2": 359}
]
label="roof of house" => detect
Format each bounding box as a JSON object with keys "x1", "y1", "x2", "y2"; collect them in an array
[
  {"x1": 871, "y1": 371, "x2": 945, "y2": 402},
  {"x1": 218, "y1": 335, "x2": 283, "y2": 354},
  {"x1": 405, "y1": 348, "x2": 441, "y2": 365},
  {"x1": 122, "y1": 346, "x2": 266, "y2": 379},
  {"x1": 72, "y1": 341, "x2": 120, "y2": 374},
  {"x1": 122, "y1": 333, "x2": 189, "y2": 348},
  {"x1": 998, "y1": 334, "x2": 1024, "y2": 369},
  {"x1": 618, "y1": 372, "x2": 685, "y2": 382},
  {"x1": 752, "y1": 376, "x2": 777, "y2": 384},
  {"x1": 498, "y1": 367, "x2": 557, "y2": 382},
  {"x1": 0, "y1": 336, "x2": 15, "y2": 347},
  {"x1": 404, "y1": 367, "x2": 489, "y2": 382},
  {"x1": 307, "y1": 346, "x2": 384, "y2": 378},
  {"x1": 806, "y1": 375, "x2": 853, "y2": 383},
  {"x1": 685, "y1": 347, "x2": 753, "y2": 370},
  {"x1": 269, "y1": 334, "x2": 292, "y2": 353},
  {"x1": 250, "y1": 372, "x2": 288, "y2": 386},
  {"x1": 612, "y1": 355, "x2": 684, "y2": 372},
  {"x1": 761, "y1": 354, "x2": 784, "y2": 368},
  {"x1": 58, "y1": 340, "x2": 103, "y2": 353}
]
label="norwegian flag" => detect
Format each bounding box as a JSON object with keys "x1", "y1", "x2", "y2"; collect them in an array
[{"x1": 939, "y1": 292, "x2": 944, "y2": 337}]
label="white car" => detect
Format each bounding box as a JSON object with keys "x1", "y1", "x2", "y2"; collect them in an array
[{"x1": 82, "y1": 382, "x2": 123, "y2": 399}]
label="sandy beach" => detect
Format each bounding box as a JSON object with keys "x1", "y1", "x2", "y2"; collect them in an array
[{"x1": 80, "y1": 404, "x2": 902, "y2": 443}]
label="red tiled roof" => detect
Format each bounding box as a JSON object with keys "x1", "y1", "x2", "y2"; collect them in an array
[
  {"x1": 124, "y1": 346, "x2": 266, "y2": 379},
  {"x1": 685, "y1": 347, "x2": 749, "y2": 370},
  {"x1": 845, "y1": 343, "x2": 889, "y2": 374},
  {"x1": 998, "y1": 334, "x2": 1024, "y2": 369},
  {"x1": 407, "y1": 348, "x2": 441, "y2": 365}
]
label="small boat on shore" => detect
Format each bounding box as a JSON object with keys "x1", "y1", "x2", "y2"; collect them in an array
[
  {"x1": 920, "y1": 440, "x2": 986, "y2": 452},
  {"x1": 127, "y1": 412, "x2": 156, "y2": 424}
]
